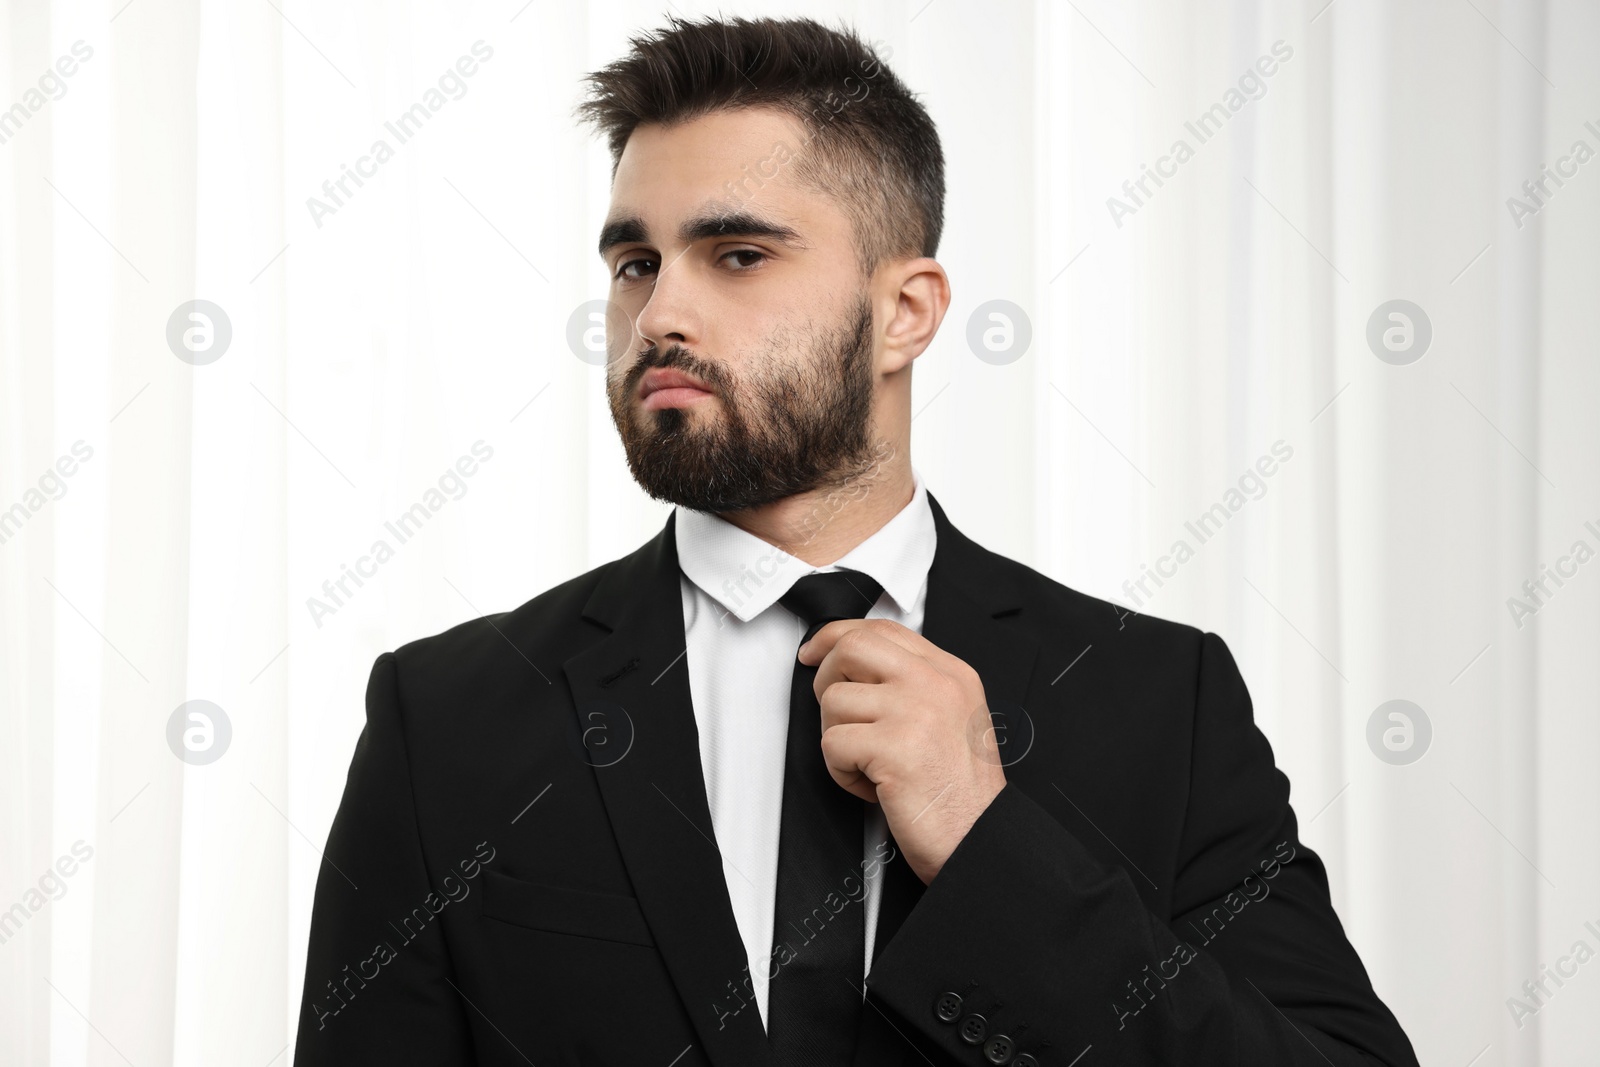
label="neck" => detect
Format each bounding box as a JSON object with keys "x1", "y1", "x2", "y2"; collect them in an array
[{"x1": 717, "y1": 446, "x2": 912, "y2": 567}]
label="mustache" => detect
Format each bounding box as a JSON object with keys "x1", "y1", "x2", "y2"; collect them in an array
[{"x1": 630, "y1": 344, "x2": 726, "y2": 394}]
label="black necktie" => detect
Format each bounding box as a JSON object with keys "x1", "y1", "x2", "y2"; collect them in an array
[{"x1": 767, "y1": 568, "x2": 884, "y2": 1065}]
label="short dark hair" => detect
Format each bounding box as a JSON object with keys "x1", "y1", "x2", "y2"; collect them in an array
[{"x1": 575, "y1": 14, "x2": 945, "y2": 279}]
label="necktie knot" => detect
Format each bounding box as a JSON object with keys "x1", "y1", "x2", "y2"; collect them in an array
[{"x1": 778, "y1": 568, "x2": 884, "y2": 646}]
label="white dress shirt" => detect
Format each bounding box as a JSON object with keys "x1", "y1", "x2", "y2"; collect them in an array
[{"x1": 674, "y1": 466, "x2": 937, "y2": 1032}]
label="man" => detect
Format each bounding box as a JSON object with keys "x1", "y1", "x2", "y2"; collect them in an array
[{"x1": 294, "y1": 14, "x2": 1418, "y2": 1067}]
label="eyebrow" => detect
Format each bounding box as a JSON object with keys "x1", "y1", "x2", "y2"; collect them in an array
[{"x1": 597, "y1": 208, "x2": 807, "y2": 259}]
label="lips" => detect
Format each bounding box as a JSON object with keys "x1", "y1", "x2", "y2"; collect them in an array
[{"x1": 639, "y1": 367, "x2": 715, "y2": 410}]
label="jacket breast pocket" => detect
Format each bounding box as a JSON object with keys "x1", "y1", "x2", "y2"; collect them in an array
[{"x1": 479, "y1": 867, "x2": 655, "y2": 948}]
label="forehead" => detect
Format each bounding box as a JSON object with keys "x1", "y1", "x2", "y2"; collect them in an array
[{"x1": 607, "y1": 107, "x2": 844, "y2": 243}]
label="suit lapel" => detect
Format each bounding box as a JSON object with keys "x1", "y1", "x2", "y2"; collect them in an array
[
  {"x1": 562, "y1": 512, "x2": 773, "y2": 1067},
  {"x1": 919, "y1": 491, "x2": 1042, "y2": 767},
  {"x1": 561, "y1": 490, "x2": 1041, "y2": 1067}
]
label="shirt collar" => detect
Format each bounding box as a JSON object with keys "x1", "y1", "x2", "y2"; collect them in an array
[{"x1": 675, "y1": 467, "x2": 936, "y2": 624}]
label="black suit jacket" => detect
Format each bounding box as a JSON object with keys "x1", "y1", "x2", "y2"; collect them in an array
[{"x1": 293, "y1": 491, "x2": 1418, "y2": 1067}]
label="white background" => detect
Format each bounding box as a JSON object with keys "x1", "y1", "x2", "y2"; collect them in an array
[{"x1": 2, "y1": 0, "x2": 1597, "y2": 1064}]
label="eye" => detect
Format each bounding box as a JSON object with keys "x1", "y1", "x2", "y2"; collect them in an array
[
  {"x1": 721, "y1": 249, "x2": 767, "y2": 270},
  {"x1": 614, "y1": 256, "x2": 657, "y2": 281}
]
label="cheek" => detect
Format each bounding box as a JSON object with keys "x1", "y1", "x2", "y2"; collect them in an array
[
  {"x1": 605, "y1": 361, "x2": 639, "y2": 406},
  {"x1": 607, "y1": 307, "x2": 640, "y2": 355}
]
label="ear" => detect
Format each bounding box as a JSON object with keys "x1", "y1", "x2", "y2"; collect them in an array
[{"x1": 878, "y1": 257, "x2": 950, "y2": 375}]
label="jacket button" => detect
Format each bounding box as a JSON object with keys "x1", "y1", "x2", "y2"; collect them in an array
[
  {"x1": 983, "y1": 1034, "x2": 1016, "y2": 1064},
  {"x1": 934, "y1": 991, "x2": 964, "y2": 1023},
  {"x1": 958, "y1": 1013, "x2": 988, "y2": 1045},
  {"x1": 1012, "y1": 1056, "x2": 1040, "y2": 1067}
]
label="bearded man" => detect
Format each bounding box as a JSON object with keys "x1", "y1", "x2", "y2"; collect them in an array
[{"x1": 293, "y1": 14, "x2": 1418, "y2": 1067}]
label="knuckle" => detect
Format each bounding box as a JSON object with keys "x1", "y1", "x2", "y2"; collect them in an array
[{"x1": 836, "y1": 627, "x2": 872, "y2": 652}]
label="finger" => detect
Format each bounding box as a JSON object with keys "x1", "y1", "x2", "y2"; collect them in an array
[
  {"x1": 812, "y1": 624, "x2": 924, "y2": 694},
  {"x1": 818, "y1": 721, "x2": 882, "y2": 800},
  {"x1": 817, "y1": 679, "x2": 897, "y2": 729},
  {"x1": 798, "y1": 617, "x2": 917, "y2": 663},
  {"x1": 801, "y1": 617, "x2": 970, "y2": 681}
]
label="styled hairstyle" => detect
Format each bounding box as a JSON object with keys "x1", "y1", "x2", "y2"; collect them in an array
[{"x1": 575, "y1": 14, "x2": 945, "y2": 279}]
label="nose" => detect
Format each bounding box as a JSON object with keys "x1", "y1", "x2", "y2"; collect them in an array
[{"x1": 633, "y1": 252, "x2": 702, "y2": 354}]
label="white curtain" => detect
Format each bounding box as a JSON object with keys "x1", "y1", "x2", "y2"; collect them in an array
[{"x1": 2, "y1": 1, "x2": 1595, "y2": 1064}]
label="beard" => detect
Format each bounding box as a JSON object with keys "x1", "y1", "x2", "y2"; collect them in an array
[{"x1": 606, "y1": 293, "x2": 880, "y2": 514}]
